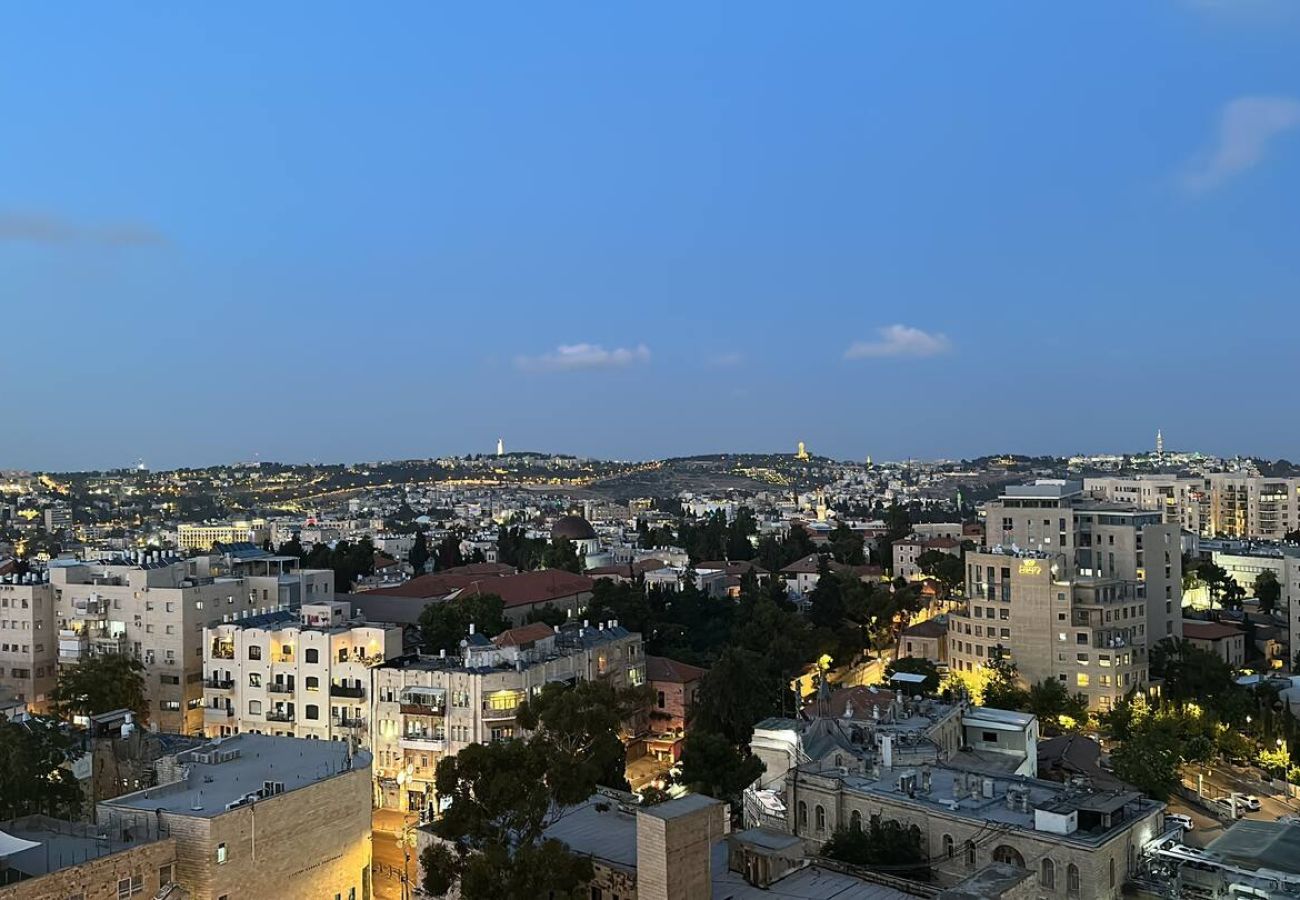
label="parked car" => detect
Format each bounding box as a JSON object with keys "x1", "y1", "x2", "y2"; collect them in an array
[
  {"x1": 1213, "y1": 797, "x2": 1245, "y2": 818},
  {"x1": 1237, "y1": 794, "x2": 1262, "y2": 812},
  {"x1": 1166, "y1": 813, "x2": 1194, "y2": 831}
]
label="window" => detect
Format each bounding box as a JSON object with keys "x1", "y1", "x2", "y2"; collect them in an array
[
  {"x1": 943, "y1": 834, "x2": 954, "y2": 858},
  {"x1": 249, "y1": 673, "x2": 262, "y2": 688},
  {"x1": 1067, "y1": 863, "x2": 1080, "y2": 896},
  {"x1": 850, "y1": 809, "x2": 861, "y2": 831},
  {"x1": 216, "y1": 842, "x2": 228, "y2": 865},
  {"x1": 248, "y1": 646, "x2": 262, "y2": 660},
  {"x1": 814, "y1": 805, "x2": 826, "y2": 832},
  {"x1": 306, "y1": 704, "x2": 319, "y2": 720},
  {"x1": 118, "y1": 878, "x2": 132, "y2": 900},
  {"x1": 657, "y1": 690, "x2": 665, "y2": 708},
  {"x1": 797, "y1": 801, "x2": 807, "y2": 828},
  {"x1": 249, "y1": 700, "x2": 262, "y2": 715},
  {"x1": 159, "y1": 864, "x2": 174, "y2": 885},
  {"x1": 1077, "y1": 673, "x2": 1089, "y2": 687},
  {"x1": 307, "y1": 676, "x2": 319, "y2": 691},
  {"x1": 1041, "y1": 858, "x2": 1055, "y2": 889},
  {"x1": 965, "y1": 840, "x2": 977, "y2": 867},
  {"x1": 306, "y1": 648, "x2": 319, "y2": 664}
]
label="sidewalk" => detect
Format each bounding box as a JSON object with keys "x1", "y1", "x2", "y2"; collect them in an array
[{"x1": 374, "y1": 807, "x2": 419, "y2": 834}]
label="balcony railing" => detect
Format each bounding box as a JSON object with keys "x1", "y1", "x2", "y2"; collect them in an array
[
  {"x1": 334, "y1": 715, "x2": 366, "y2": 729},
  {"x1": 204, "y1": 678, "x2": 234, "y2": 690},
  {"x1": 481, "y1": 705, "x2": 519, "y2": 721},
  {"x1": 268, "y1": 683, "x2": 294, "y2": 694},
  {"x1": 204, "y1": 706, "x2": 234, "y2": 718},
  {"x1": 330, "y1": 684, "x2": 365, "y2": 699},
  {"x1": 400, "y1": 702, "x2": 445, "y2": 717},
  {"x1": 266, "y1": 710, "x2": 295, "y2": 723},
  {"x1": 210, "y1": 648, "x2": 235, "y2": 660},
  {"x1": 399, "y1": 734, "x2": 447, "y2": 751}
]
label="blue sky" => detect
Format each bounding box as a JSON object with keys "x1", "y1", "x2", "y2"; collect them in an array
[{"x1": 3, "y1": 2, "x2": 1299, "y2": 469}]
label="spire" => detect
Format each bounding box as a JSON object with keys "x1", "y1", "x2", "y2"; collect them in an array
[
  {"x1": 1156, "y1": 429, "x2": 1164, "y2": 461},
  {"x1": 815, "y1": 671, "x2": 832, "y2": 719}
]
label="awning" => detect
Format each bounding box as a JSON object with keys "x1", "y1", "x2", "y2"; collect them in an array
[{"x1": 0, "y1": 830, "x2": 42, "y2": 858}]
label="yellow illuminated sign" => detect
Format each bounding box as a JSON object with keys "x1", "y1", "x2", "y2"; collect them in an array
[{"x1": 1018, "y1": 560, "x2": 1043, "y2": 576}]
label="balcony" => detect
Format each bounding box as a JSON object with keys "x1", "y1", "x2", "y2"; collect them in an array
[
  {"x1": 204, "y1": 677, "x2": 235, "y2": 690},
  {"x1": 334, "y1": 715, "x2": 366, "y2": 729},
  {"x1": 210, "y1": 647, "x2": 235, "y2": 660},
  {"x1": 481, "y1": 705, "x2": 519, "y2": 721},
  {"x1": 268, "y1": 683, "x2": 294, "y2": 694},
  {"x1": 399, "y1": 734, "x2": 448, "y2": 752},
  {"x1": 204, "y1": 706, "x2": 234, "y2": 720},
  {"x1": 330, "y1": 684, "x2": 366, "y2": 699},
  {"x1": 400, "y1": 702, "x2": 445, "y2": 717},
  {"x1": 266, "y1": 710, "x2": 295, "y2": 723}
]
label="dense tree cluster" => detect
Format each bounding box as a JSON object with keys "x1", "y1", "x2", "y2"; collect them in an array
[
  {"x1": 299, "y1": 537, "x2": 377, "y2": 590},
  {"x1": 0, "y1": 717, "x2": 83, "y2": 820},
  {"x1": 418, "y1": 594, "x2": 510, "y2": 654},
  {"x1": 821, "y1": 819, "x2": 930, "y2": 881},
  {"x1": 53, "y1": 652, "x2": 149, "y2": 722}
]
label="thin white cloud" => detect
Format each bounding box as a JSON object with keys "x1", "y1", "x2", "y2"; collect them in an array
[
  {"x1": 0, "y1": 211, "x2": 167, "y2": 247},
  {"x1": 707, "y1": 351, "x2": 744, "y2": 368},
  {"x1": 1183, "y1": 96, "x2": 1300, "y2": 191},
  {"x1": 515, "y1": 343, "x2": 651, "y2": 373},
  {"x1": 844, "y1": 324, "x2": 951, "y2": 360}
]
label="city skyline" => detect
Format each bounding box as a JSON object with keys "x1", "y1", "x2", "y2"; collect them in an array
[{"x1": 4, "y1": 3, "x2": 1300, "y2": 470}]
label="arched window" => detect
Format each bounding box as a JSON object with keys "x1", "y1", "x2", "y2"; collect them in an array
[
  {"x1": 1067, "y1": 863, "x2": 1080, "y2": 896},
  {"x1": 306, "y1": 676, "x2": 319, "y2": 691},
  {"x1": 992, "y1": 846, "x2": 1025, "y2": 868},
  {"x1": 797, "y1": 801, "x2": 807, "y2": 828},
  {"x1": 965, "y1": 840, "x2": 977, "y2": 868},
  {"x1": 1041, "y1": 858, "x2": 1055, "y2": 889},
  {"x1": 305, "y1": 648, "x2": 319, "y2": 664},
  {"x1": 850, "y1": 810, "x2": 862, "y2": 831},
  {"x1": 815, "y1": 805, "x2": 826, "y2": 832},
  {"x1": 943, "y1": 834, "x2": 954, "y2": 859}
]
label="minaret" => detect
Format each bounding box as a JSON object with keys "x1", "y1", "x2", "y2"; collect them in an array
[
  {"x1": 1155, "y1": 429, "x2": 1164, "y2": 462},
  {"x1": 496, "y1": 437, "x2": 504, "y2": 457}
]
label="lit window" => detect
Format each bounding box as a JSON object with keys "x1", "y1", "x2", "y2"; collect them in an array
[{"x1": 216, "y1": 843, "x2": 228, "y2": 865}]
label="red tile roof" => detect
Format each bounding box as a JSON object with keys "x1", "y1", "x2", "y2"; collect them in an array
[
  {"x1": 1183, "y1": 621, "x2": 1244, "y2": 641},
  {"x1": 456, "y1": 569, "x2": 595, "y2": 609},
  {"x1": 645, "y1": 655, "x2": 708, "y2": 684},
  {"x1": 493, "y1": 622, "x2": 556, "y2": 648}
]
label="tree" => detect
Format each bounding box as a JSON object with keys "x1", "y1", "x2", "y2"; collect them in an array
[
  {"x1": 516, "y1": 679, "x2": 649, "y2": 795},
  {"x1": 1255, "y1": 571, "x2": 1281, "y2": 615},
  {"x1": 1110, "y1": 720, "x2": 1182, "y2": 800},
  {"x1": 419, "y1": 594, "x2": 509, "y2": 654},
  {"x1": 53, "y1": 653, "x2": 148, "y2": 722},
  {"x1": 807, "y1": 556, "x2": 846, "y2": 629},
  {"x1": 884, "y1": 657, "x2": 941, "y2": 694},
  {"x1": 1151, "y1": 638, "x2": 1240, "y2": 709},
  {"x1": 542, "y1": 537, "x2": 583, "y2": 573},
  {"x1": 691, "y1": 647, "x2": 781, "y2": 745},
  {"x1": 829, "y1": 522, "x2": 866, "y2": 566},
  {"x1": 821, "y1": 819, "x2": 929, "y2": 881},
  {"x1": 676, "y1": 730, "x2": 764, "y2": 805},
  {"x1": 425, "y1": 740, "x2": 594, "y2": 899},
  {"x1": 979, "y1": 658, "x2": 1029, "y2": 710},
  {"x1": 1025, "y1": 678, "x2": 1089, "y2": 735},
  {"x1": 916, "y1": 549, "x2": 963, "y2": 595},
  {"x1": 435, "y1": 534, "x2": 465, "y2": 570},
  {"x1": 0, "y1": 716, "x2": 82, "y2": 820},
  {"x1": 409, "y1": 530, "x2": 430, "y2": 574},
  {"x1": 277, "y1": 534, "x2": 304, "y2": 558}
]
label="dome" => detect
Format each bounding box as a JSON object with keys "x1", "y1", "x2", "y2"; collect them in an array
[{"x1": 551, "y1": 514, "x2": 597, "y2": 542}]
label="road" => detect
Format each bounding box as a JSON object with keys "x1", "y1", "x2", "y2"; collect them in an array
[
  {"x1": 1174, "y1": 763, "x2": 1300, "y2": 847},
  {"x1": 372, "y1": 810, "x2": 419, "y2": 900}
]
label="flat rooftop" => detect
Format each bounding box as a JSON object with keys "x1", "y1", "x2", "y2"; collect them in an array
[
  {"x1": 0, "y1": 815, "x2": 165, "y2": 879},
  {"x1": 101, "y1": 734, "x2": 368, "y2": 818}
]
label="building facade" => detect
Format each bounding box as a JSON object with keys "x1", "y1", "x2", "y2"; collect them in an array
[
  {"x1": 370, "y1": 621, "x2": 645, "y2": 814},
  {"x1": 0, "y1": 572, "x2": 56, "y2": 712},
  {"x1": 202, "y1": 600, "x2": 402, "y2": 742},
  {"x1": 949, "y1": 481, "x2": 1181, "y2": 711}
]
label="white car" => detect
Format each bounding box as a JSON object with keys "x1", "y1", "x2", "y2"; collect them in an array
[
  {"x1": 1213, "y1": 797, "x2": 1245, "y2": 818},
  {"x1": 1166, "y1": 813, "x2": 1194, "y2": 831},
  {"x1": 1239, "y1": 795, "x2": 1262, "y2": 812}
]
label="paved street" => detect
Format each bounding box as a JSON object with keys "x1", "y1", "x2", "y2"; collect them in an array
[
  {"x1": 372, "y1": 810, "x2": 419, "y2": 900},
  {"x1": 1174, "y1": 763, "x2": 1300, "y2": 847}
]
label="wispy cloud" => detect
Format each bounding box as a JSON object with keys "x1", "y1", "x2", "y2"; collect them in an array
[
  {"x1": 707, "y1": 351, "x2": 744, "y2": 368},
  {"x1": 515, "y1": 343, "x2": 651, "y2": 373},
  {"x1": 844, "y1": 324, "x2": 951, "y2": 360},
  {"x1": 0, "y1": 211, "x2": 167, "y2": 247},
  {"x1": 1182, "y1": 96, "x2": 1300, "y2": 191}
]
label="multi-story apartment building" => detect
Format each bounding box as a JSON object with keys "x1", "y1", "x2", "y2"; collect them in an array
[
  {"x1": 1087, "y1": 473, "x2": 1300, "y2": 540},
  {"x1": 202, "y1": 599, "x2": 401, "y2": 742},
  {"x1": 1084, "y1": 475, "x2": 1205, "y2": 535},
  {"x1": 52, "y1": 550, "x2": 332, "y2": 733},
  {"x1": 0, "y1": 571, "x2": 57, "y2": 712},
  {"x1": 371, "y1": 620, "x2": 645, "y2": 814},
  {"x1": 176, "y1": 519, "x2": 270, "y2": 551},
  {"x1": 951, "y1": 481, "x2": 1182, "y2": 711}
]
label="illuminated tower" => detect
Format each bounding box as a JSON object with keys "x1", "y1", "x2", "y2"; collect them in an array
[
  {"x1": 795, "y1": 441, "x2": 810, "y2": 461},
  {"x1": 496, "y1": 437, "x2": 505, "y2": 457},
  {"x1": 1155, "y1": 429, "x2": 1164, "y2": 462}
]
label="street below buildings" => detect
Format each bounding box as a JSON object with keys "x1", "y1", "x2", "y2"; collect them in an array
[{"x1": 372, "y1": 809, "x2": 419, "y2": 900}]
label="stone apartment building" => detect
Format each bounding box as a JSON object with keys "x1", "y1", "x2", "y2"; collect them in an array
[
  {"x1": 1087, "y1": 473, "x2": 1300, "y2": 541},
  {"x1": 0, "y1": 815, "x2": 178, "y2": 900},
  {"x1": 1182, "y1": 619, "x2": 1247, "y2": 667},
  {"x1": 52, "y1": 550, "x2": 333, "y2": 733},
  {"x1": 176, "y1": 520, "x2": 270, "y2": 552},
  {"x1": 949, "y1": 480, "x2": 1182, "y2": 711},
  {"x1": 0, "y1": 572, "x2": 56, "y2": 712},
  {"x1": 370, "y1": 620, "x2": 645, "y2": 814},
  {"x1": 98, "y1": 734, "x2": 372, "y2": 900},
  {"x1": 202, "y1": 599, "x2": 402, "y2": 743}
]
